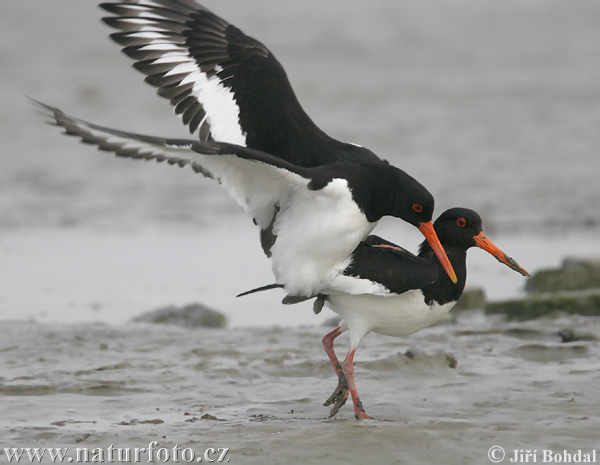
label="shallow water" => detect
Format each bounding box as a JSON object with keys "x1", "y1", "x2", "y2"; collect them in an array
[
  {"x1": 2, "y1": 1, "x2": 600, "y2": 463},
  {"x1": 2, "y1": 226, "x2": 600, "y2": 328}
]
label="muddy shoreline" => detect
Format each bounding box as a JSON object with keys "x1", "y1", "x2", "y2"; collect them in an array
[{"x1": 2, "y1": 313, "x2": 598, "y2": 464}]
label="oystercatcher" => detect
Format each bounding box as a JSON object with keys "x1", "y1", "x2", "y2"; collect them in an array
[
  {"x1": 30, "y1": 0, "x2": 458, "y2": 298},
  {"x1": 241, "y1": 208, "x2": 529, "y2": 419}
]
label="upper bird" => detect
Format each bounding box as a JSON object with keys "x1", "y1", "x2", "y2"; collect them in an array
[
  {"x1": 242, "y1": 208, "x2": 529, "y2": 419},
  {"x1": 31, "y1": 0, "x2": 457, "y2": 297}
]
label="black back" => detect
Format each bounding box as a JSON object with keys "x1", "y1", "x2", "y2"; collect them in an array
[
  {"x1": 344, "y1": 235, "x2": 438, "y2": 295},
  {"x1": 345, "y1": 208, "x2": 485, "y2": 305}
]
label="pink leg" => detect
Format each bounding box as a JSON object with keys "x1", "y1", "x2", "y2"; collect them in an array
[
  {"x1": 322, "y1": 327, "x2": 350, "y2": 416},
  {"x1": 341, "y1": 349, "x2": 371, "y2": 420},
  {"x1": 322, "y1": 326, "x2": 344, "y2": 376}
]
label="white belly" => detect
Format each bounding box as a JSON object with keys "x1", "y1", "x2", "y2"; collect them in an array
[
  {"x1": 326, "y1": 290, "x2": 456, "y2": 348},
  {"x1": 269, "y1": 178, "x2": 376, "y2": 296}
]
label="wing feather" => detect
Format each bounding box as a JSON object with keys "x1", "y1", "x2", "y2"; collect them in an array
[
  {"x1": 342, "y1": 235, "x2": 438, "y2": 295},
  {"x1": 99, "y1": 0, "x2": 332, "y2": 158},
  {"x1": 31, "y1": 99, "x2": 312, "y2": 230}
]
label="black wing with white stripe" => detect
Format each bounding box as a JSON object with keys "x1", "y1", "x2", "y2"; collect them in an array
[
  {"x1": 100, "y1": 0, "x2": 343, "y2": 163},
  {"x1": 345, "y1": 235, "x2": 438, "y2": 295}
]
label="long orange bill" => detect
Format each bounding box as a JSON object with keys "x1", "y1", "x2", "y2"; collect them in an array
[
  {"x1": 418, "y1": 221, "x2": 458, "y2": 284},
  {"x1": 473, "y1": 231, "x2": 530, "y2": 276}
]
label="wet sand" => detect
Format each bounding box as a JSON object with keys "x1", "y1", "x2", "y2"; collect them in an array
[{"x1": 2, "y1": 313, "x2": 599, "y2": 464}]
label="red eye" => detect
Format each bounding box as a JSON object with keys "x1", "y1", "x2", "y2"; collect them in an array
[
  {"x1": 412, "y1": 204, "x2": 423, "y2": 213},
  {"x1": 457, "y1": 217, "x2": 467, "y2": 227}
]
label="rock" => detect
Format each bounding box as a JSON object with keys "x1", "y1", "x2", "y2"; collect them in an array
[
  {"x1": 485, "y1": 290, "x2": 600, "y2": 321},
  {"x1": 402, "y1": 350, "x2": 457, "y2": 368},
  {"x1": 445, "y1": 354, "x2": 458, "y2": 369},
  {"x1": 525, "y1": 257, "x2": 600, "y2": 294},
  {"x1": 453, "y1": 287, "x2": 486, "y2": 311},
  {"x1": 201, "y1": 413, "x2": 226, "y2": 421},
  {"x1": 138, "y1": 419, "x2": 164, "y2": 425},
  {"x1": 486, "y1": 256, "x2": 600, "y2": 321},
  {"x1": 132, "y1": 303, "x2": 227, "y2": 328},
  {"x1": 117, "y1": 419, "x2": 164, "y2": 425},
  {"x1": 557, "y1": 328, "x2": 599, "y2": 343}
]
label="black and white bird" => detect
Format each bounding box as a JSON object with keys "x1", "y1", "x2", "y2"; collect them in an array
[
  {"x1": 241, "y1": 208, "x2": 529, "y2": 419},
  {"x1": 31, "y1": 0, "x2": 458, "y2": 299}
]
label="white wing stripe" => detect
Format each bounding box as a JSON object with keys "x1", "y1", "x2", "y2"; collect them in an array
[
  {"x1": 110, "y1": 14, "x2": 246, "y2": 145},
  {"x1": 121, "y1": 17, "x2": 162, "y2": 25},
  {"x1": 132, "y1": 12, "x2": 167, "y2": 20},
  {"x1": 139, "y1": 43, "x2": 187, "y2": 52},
  {"x1": 152, "y1": 55, "x2": 189, "y2": 65},
  {"x1": 127, "y1": 31, "x2": 171, "y2": 40},
  {"x1": 190, "y1": 73, "x2": 245, "y2": 146},
  {"x1": 139, "y1": 25, "x2": 170, "y2": 33}
]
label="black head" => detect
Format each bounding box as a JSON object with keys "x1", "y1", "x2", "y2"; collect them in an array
[
  {"x1": 333, "y1": 161, "x2": 457, "y2": 283},
  {"x1": 383, "y1": 167, "x2": 458, "y2": 283},
  {"x1": 387, "y1": 169, "x2": 435, "y2": 227},
  {"x1": 425, "y1": 207, "x2": 529, "y2": 276},
  {"x1": 431, "y1": 208, "x2": 484, "y2": 250}
]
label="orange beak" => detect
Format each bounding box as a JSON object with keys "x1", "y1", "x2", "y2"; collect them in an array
[
  {"x1": 473, "y1": 232, "x2": 530, "y2": 276},
  {"x1": 418, "y1": 221, "x2": 458, "y2": 284}
]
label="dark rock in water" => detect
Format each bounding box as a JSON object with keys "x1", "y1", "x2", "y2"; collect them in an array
[
  {"x1": 485, "y1": 290, "x2": 600, "y2": 321},
  {"x1": 139, "y1": 419, "x2": 164, "y2": 425},
  {"x1": 453, "y1": 287, "x2": 486, "y2": 311},
  {"x1": 132, "y1": 303, "x2": 227, "y2": 328},
  {"x1": 403, "y1": 350, "x2": 457, "y2": 368},
  {"x1": 557, "y1": 328, "x2": 599, "y2": 343},
  {"x1": 118, "y1": 419, "x2": 164, "y2": 425},
  {"x1": 487, "y1": 256, "x2": 600, "y2": 320},
  {"x1": 445, "y1": 354, "x2": 458, "y2": 369},
  {"x1": 502, "y1": 327, "x2": 549, "y2": 341},
  {"x1": 526, "y1": 257, "x2": 600, "y2": 293},
  {"x1": 201, "y1": 413, "x2": 226, "y2": 421}
]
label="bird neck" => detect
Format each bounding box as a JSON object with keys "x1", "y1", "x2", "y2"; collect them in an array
[{"x1": 418, "y1": 242, "x2": 468, "y2": 306}]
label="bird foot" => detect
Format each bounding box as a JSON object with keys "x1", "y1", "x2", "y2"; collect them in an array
[
  {"x1": 324, "y1": 371, "x2": 349, "y2": 417},
  {"x1": 353, "y1": 396, "x2": 373, "y2": 420}
]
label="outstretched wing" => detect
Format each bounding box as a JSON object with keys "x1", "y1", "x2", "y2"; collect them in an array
[
  {"x1": 99, "y1": 0, "x2": 339, "y2": 162},
  {"x1": 31, "y1": 99, "x2": 313, "y2": 231},
  {"x1": 338, "y1": 235, "x2": 438, "y2": 296}
]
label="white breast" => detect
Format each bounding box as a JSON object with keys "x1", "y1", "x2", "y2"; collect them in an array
[
  {"x1": 270, "y1": 178, "x2": 377, "y2": 297},
  {"x1": 326, "y1": 291, "x2": 456, "y2": 350}
]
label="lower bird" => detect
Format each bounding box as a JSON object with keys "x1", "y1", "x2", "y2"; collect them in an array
[{"x1": 241, "y1": 208, "x2": 529, "y2": 419}]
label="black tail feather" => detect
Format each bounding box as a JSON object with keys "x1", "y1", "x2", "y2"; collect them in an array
[{"x1": 236, "y1": 283, "x2": 283, "y2": 298}]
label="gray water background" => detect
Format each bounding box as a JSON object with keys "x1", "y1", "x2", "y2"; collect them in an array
[{"x1": 2, "y1": 0, "x2": 600, "y2": 234}]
